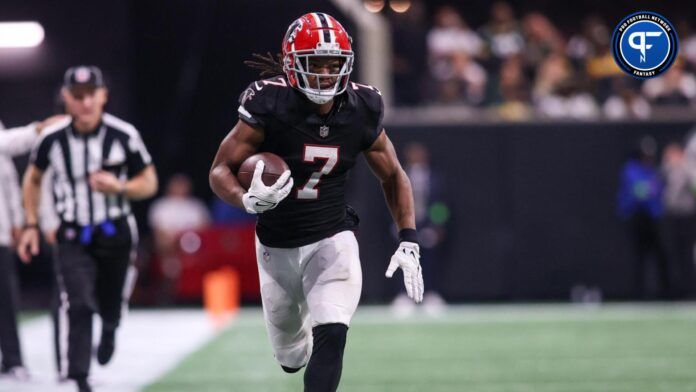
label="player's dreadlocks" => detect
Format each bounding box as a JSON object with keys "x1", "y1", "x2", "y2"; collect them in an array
[{"x1": 244, "y1": 52, "x2": 284, "y2": 77}]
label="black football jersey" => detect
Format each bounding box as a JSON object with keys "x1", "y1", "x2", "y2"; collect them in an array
[{"x1": 237, "y1": 75, "x2": 384, "y2": 248}]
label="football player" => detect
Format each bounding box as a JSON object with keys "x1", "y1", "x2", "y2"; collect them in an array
[{"x1": 210, "y1": 12, "x2": 423, "y2": 391}]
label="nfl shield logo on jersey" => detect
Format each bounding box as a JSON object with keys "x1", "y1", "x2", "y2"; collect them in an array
[{"x1": 319, "y1": 125, "x2": 330, "y2": 138}]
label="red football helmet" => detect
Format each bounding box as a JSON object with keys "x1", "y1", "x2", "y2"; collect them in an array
[{"x1": 282, "y1": 13, "x2": 354, "y2": 104}]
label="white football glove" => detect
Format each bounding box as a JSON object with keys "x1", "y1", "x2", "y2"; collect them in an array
[
  {"x1": 241, "y1": 160, "x2": 294, "y2": 214},
  {"x1": 385, "y1": 241, "x2": 424, "y2": 303}
]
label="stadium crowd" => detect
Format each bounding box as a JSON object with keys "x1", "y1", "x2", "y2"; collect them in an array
[{"x1": 390, "y1": 1, "x2": 696, "y2": 120}]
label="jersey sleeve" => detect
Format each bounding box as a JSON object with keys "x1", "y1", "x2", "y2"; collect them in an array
[
  {"x1": 125, "y1": 130, "x2": 152, "y2": 176},
  {"x1": 237, "y1": 81, "x2": 272, "y2": 128},
  {"x1": 358, "y1": 85, "x2": 385, "y2": 150},
  {"x1": 30, "y1": 134, "x2": 55, "y2": 171}
]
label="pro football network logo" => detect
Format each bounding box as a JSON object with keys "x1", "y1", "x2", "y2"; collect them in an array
[{"x1": 612, "y1": 11, "x2": 678, "y2": 78}]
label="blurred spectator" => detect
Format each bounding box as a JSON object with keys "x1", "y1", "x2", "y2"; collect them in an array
[
  {"x1": 567, "y1": 16, "x2": 609, "y2": 67},
  {"x1": 521, "y1": 12, "x2": 565, "y2": 72},
  {"x1": 148, "y1": 174, "x2": 210, "y2": 300},
  {"x1": 642, "y1": 60, "x2": 696, "y2": 106},
  {"x1": 677, "y1": 20, "x2": 696, "y2": 73},
  {"x1": 427, "y1": 5, "x2": 483, "y2": 60},
  {"x1": 0, "y1": 117, "x2": 61, "y2": 380},
  {"x1": 496, "y1": 56, "x2": 533, "y2": 120},
  {"x1": 392, "y1": 143, "x2": 448, "y2": 316},
  {"x1": 617, "y1": 136, "x2": 669, "y2": 299},
  {"x1": 390, "y1": 0, "x2": 428, "y2": 105},
  {"x1": 534, "y1": 55, "x2": 599, "y2": 119},
  {"x1": 535, "y1": 83, "x2": 600, "y2": 119},
  {"x1": 427, "y1": 6, "x2": 487, "y2": 104},
  {"x1": 454, "y1": 52, "x2": 488, "y2": 104},
  {"x1": 603, "y1": 79, "x2": 651, "y2": 120},
  {"x1": 0, "y1": 132, "x2": 26, "y2": 379},
  {"x1": 660, "y1": 142, "x2": 696, "y2": 298},
  {"x1": 577, "y1": 16, "x2": 622, "y2": 102},
  {"x1": 479, "y1": 2, "x2": 525, "y2": 61},
  {"x1": 477, "y1": 1, "x2": 524, "y2": 105},
  {"x1": 533, "y1": 53, "x2": 573, "y2": 101},
  {"x1": 584, "y1": 43, "x2": 620, "y2": 82},
  {"x1": 429, "y1": 52, "x2": 487, "y2": 105}
]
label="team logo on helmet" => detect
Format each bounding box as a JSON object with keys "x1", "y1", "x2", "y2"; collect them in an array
[
  {"x1": 611, "y1": 11, "x2": 678, "y2": 78},
  {"x1": 284, "y1": 19, "x2": 304, "y2": 45}
]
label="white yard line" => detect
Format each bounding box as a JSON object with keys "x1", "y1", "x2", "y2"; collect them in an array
[{"x1": 0, "y1": 309, "x2": 222, "y2": 392}]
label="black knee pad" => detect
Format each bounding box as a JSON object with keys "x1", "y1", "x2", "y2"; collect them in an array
[{"x1": 312, "y1": 323, "x2": 348, "y2": 354}]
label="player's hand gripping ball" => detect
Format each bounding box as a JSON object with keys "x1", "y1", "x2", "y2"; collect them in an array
[{"x1": 238, "y1": 153, "x2": 293, "y2": 214}]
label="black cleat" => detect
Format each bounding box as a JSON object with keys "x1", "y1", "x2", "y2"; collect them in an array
[
  {"x1": 97, "y1": 328, "x2": 116, "y2": 365},
  {"x1": 75, "y1": 377, "x2": 92, "y2": 392},
  {"x1": 281, "y1": 365, "x2": 303, "y2": 374}
]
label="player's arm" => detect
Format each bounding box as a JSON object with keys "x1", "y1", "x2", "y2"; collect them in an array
[
  {"x1": 364, "y1": 130, "x2": 416, "y2": 231},
  {"x1": 124, "y1": 165, "x2": 159, "y2": 200},
  {"x1": 364, "y1": 130, "x2": 424, "y2": 303},
  {"x1": 209, "y1": 119, "x2": 292, "y2": 219},
  {"x1": 210, "y1": 120, "x2": 264, "y2": 209}
]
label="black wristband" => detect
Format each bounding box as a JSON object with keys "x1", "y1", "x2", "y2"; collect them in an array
[
  {"x1": 398, "y1": 228, "x2": 419, "y2": 245},
  {"x1": 24, "y1": 223, "x2": 39, "y2": 230}
]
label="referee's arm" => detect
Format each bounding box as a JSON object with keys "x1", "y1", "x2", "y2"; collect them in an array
[
  {"x1": 89, "y1": 164, "x2": 158, "y2": 200},
  {"x1": 123, "y1": 165, "x2": 158, "y2": 200},
  {"x1": 21, "y1": 164, "x2": 43, "y2": 227},
  {"x1": 17, "y1": 164, "x2": 43, "y2": 262}
]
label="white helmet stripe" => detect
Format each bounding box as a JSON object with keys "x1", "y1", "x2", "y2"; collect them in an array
[
  {"x1": 315, "y1": 13, "x2": 332, "y2": 44},
  {"x1": 322, "y1": 13, "x2": 336, "y2": 43},
  {"x1": 311, "y1": 13, "x2": 325, "y2": 44}
]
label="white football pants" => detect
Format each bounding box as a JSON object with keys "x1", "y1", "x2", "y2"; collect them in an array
[{"x1": 255, "y1": 230, "x2": 362, "y2": 368}]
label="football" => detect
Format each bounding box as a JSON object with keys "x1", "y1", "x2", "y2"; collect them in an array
[{"x1": 237, "y1": 152, "x2": 289, "y2": 190}]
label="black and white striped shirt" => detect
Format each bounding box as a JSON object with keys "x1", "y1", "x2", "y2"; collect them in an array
[{"x1": 30, "y1": 114, "x2": 152, "y2": 226}]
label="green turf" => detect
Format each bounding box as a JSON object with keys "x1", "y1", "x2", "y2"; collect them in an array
[
  {"x1": 18, "y1": 311, "x2": 45, "y2": 322},
  {"x1": 144, "y1": 304, "x2": 696, "y2": 392}
]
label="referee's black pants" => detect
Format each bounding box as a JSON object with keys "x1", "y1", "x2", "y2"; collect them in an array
[
  {"x1": 0, "y1": 246, "x2": 23, "y2": 369},
  {"x1": 53, "y1": 217, "x2": 136, "y2": 380}
]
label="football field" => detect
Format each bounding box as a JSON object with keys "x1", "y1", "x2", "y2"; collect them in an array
[{"x1": 144, "y1": 304, "x2": 696, "y2": 392}]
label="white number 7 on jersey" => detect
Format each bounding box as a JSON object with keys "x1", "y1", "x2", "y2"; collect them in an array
[{"x1": 297, "y1": 145, "x2": 340, "y2": 200}]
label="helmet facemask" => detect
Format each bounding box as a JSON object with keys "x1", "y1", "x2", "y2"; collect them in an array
[{"x1": 284, "y1": 49, "x2": 353, "y2": 104}]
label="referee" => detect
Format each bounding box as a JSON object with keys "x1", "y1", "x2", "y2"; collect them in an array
[{"x1": 17, "y1": 66, "x2": 158, "y2": 392}]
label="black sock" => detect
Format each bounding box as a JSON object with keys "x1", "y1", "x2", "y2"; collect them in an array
[{"x1": 304, "y1": 323, "x2": 348, "y2": 392}]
